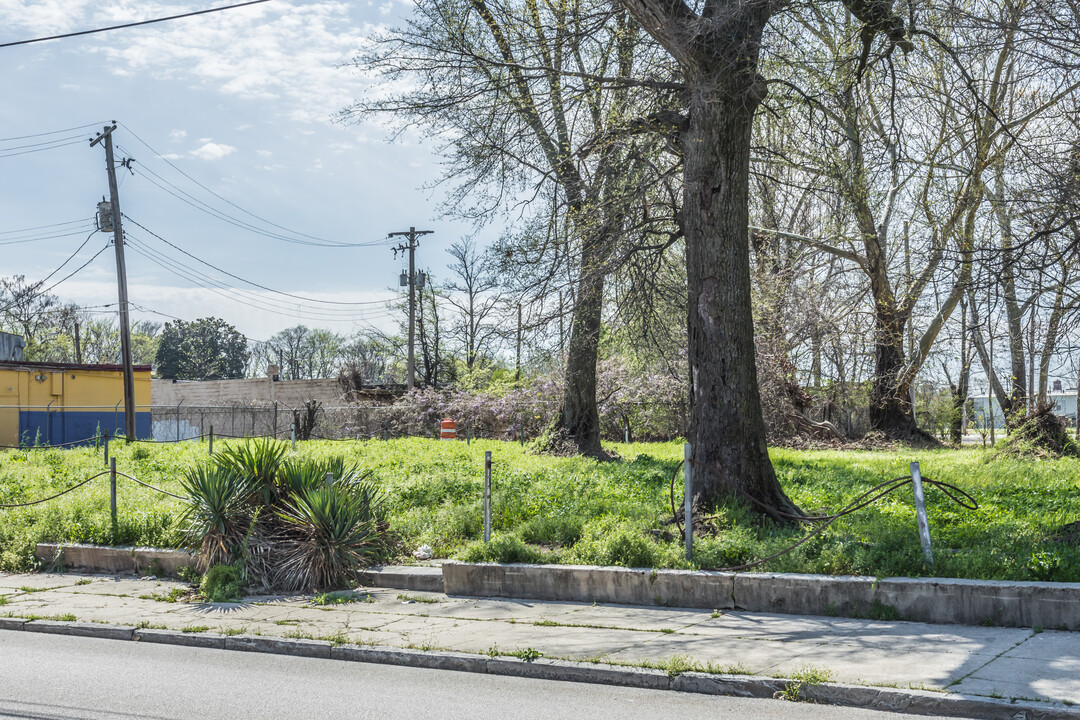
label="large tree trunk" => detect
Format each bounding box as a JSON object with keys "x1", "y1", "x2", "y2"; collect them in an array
[
  {"x1": 869, "y1": 311, "x2": 915, "y2": 432},
  {"x1": 682, "y1": 46, "x2": 801, "y2": 521},
  {"x1": 556, "y1": 231, "x2": 608, "y2": 456}
]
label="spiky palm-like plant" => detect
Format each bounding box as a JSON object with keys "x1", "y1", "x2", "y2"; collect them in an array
[
  {"x1": 214, "y1": 438, "x2": 288, "y2": 507},
  {"x1": 178, "y1": 465, "x2": 253, "y2": 570},
  {"x1": 274, "y1": 484, "x2": 382, "y2": 591}
]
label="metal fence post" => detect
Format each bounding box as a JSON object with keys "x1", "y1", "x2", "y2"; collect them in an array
[
  {"x1": 110, "y1": 457, "x2": 118, "y2": 543},
  {"x1": 484, "y1": 451, "x2": 492, "y2": 543},
  {"x1": 684, "y1": 442, "x2": 693, "y2": 561},
  {"x1": 103, "y1": 431, "x2": 109, "y2": 468},
  {"x1": 291, "y1": 421, "x2": 296, "y2": 449},
  {"x1": 325, "y1": 472, "x2": 334, "y2": 488},
  {"x1": 209, "y1": 425, "x2": 214, "y2": 455},
  {"x1": 910, "y1": 461, "x2": 933, "y2": 566}
]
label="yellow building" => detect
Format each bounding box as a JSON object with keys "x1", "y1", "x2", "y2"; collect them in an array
[{"x1": 0, "y1": 360, "x2": 152, "y2": 446}]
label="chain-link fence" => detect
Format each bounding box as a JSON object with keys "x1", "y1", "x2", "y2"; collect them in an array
[{"x1": 4, "y1": 397, "x2": 690, "y2": 447}]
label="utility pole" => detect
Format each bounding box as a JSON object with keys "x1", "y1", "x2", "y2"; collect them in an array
[
  {"x1": 389, "y1": 226, "x2": 433, "y2": 390},
  {"x1": 515, "y1": 301, "x2": 522, "y2": 382},
  {"x1": 90, "y1": 123, "x2": 136, "y2": 440}
]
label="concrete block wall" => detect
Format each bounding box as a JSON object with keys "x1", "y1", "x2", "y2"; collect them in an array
[{"x1": 151, "y1": 378, "x2": 345, "y2": 409}]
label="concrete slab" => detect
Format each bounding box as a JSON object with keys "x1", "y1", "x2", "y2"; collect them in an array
[
  {"x1": 433, "y1": 622, "x2": 664, "y2": 660},
  {"x1": 951, "y1": 662, "x2": 1080, "y2": 706},
  {"x1": 0, "y1": 573, "x2": 87, "y2": 591},
  {"x1": 408, "y1": 597, "x2": 582, "y2": 622},
  {"x1": 760, "y1": 643, "x2": 975, "y2": 688},
  {"x1": 825, "y1": 620, "x2": 1034, "y2": 657},
  {"x1": 1000, "y1": 629, "x2": 1080, "y2": 661},
  {"x1": 604, "y1": 632, "x2": 820, "y2": 674},
  {"x1": 680, "y1": 611, "x2": 871, "y2": 642},
  {"x1": 559, "y1": 605, "x2": 716, "y2": 631}
]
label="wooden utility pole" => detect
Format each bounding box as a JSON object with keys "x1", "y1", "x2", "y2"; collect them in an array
[
  {"x1": 73, "y1": 321, "x2": 82, "y2": 364},
  {"x1": 515, "y1": 302, "x2": 522, "y2": 382},
  {"x1": 90, "y1": 124, "x2": 136, "y2": 440},
  {"x1": 389, "y1": 226, "x2": 432, "y2": 390}
]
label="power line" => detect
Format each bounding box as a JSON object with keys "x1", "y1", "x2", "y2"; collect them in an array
[
  {"x1": 0, "y1": 219, "x2": 91, "y2": 235},
  {"x1": 124, "y1": 235, "x2": 396, "y2": 323},
  {"x1": 0, "y1": 123, "x2": 106, "y2": 142},
  {"x1": 117, "y1": 127, "x2": 392, "y2": 248},
  {"x1": 124, "y1": 215, "x2": 390, "y2": 306},
  {"x1": 123, "y1": 233, "x2": 390, "y2": 318},
  {"x1": 0, "y1": 0, "x2": 272, "y2": 49},
  {"x1": 0, "y1": 242, "x2": 110, "y2": 315},
  {"x1": 0, "y1": 138, "x2": 85, "y2": 159},
  {"x1": 0, "y1": 228, "x2": 96, "y2": 246},
  {"x1": 37, "y1": 230, "x2": 97, "y2": 286}
]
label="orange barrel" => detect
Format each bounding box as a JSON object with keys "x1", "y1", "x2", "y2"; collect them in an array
[{"x1": 440, "y1": 418, "x2": 457, "y2": 440}]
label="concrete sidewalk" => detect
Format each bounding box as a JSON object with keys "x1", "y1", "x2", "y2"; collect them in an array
[{"x1": 2, "y1": 571, "x2": 1078, "y2": 717}]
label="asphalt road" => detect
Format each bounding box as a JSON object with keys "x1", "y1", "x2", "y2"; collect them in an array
[{"x1": 0, "y1": 633, "x2": 950, "y2": 720}]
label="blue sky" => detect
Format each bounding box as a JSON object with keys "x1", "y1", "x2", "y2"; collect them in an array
[{"x1": 1, "y1": 0, "x2": 480, "y2": 342}]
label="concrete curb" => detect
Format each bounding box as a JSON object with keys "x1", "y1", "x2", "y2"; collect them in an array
[
  {"x1": 35, "y1": 543, "x2": 195, "y2": 577},
  {"x1": 2, "y1": 621, "x2": 1078, "y2": 719},
  {"x1": 442, "y1": 562, "x2": 1080, "y2": 630},
  {"x1": 357, "y1": 565, "x2": 444, "y2": 593}
]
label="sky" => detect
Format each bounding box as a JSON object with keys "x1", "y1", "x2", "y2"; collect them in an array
[{"x1": 0, "y1": 0, "x2": 484, "y2": 343}]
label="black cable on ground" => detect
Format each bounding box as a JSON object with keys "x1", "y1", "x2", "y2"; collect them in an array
[{"x1": 671, "y1": 459, "x2": 978, "y2": 573}]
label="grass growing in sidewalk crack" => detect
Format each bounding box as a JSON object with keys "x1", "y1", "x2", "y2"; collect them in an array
[
  {"x1": 530, "y1": 618, "x2": 677, "y2": 634},
  {"x1": 134, "y1": 621, "x2": 167, "y2": 630},
  {"x1": 397, "y1": 593, "x2": 442, "y2": 604},
  {"x1": 7, "y1": 612, "x2": 77, "y2": 622},
  {"x1": 312, "y1": 591, "x2": 372, "y2": 606},
  {"x1": 181, "y1": 625, "x2": 210, "y2": 633},
  {"x1": 221, "y1": 626, "x2": 247, "y2": 636},
  {"x1": 75, "y1": 579, "x2": 92, "y2": 586},
  {"x1": 138, "y1": 588, "x2": 188, "y2": 603}
]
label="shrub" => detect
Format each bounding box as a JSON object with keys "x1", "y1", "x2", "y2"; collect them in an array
[
  {"x1": 178, "y1": 465, "x2": 253, "y2": 570},
  {"x1": 458, "y1": 534, "x2": 546, "y2": 564},
  {"x1": 274, "y1": 485, "x2": 382, "y2": 591},
  {"x1": 214, "y1": 438, "x2": 288, "y2": 506},
  {"x1": 569, "y1": 517, "x2": 663, "y2": 568},
  {"x1": 518, "y1": 515, "x2": 584, "y2": 547},
  {"x1": 201, "y1": 564, "x2": 244, "y2": 602}
]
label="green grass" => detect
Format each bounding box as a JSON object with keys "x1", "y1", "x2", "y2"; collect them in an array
[{"x1": 2, "y1": 438, "x2": 1079, "y2": 582}]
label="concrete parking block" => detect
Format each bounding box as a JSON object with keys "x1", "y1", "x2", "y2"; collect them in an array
[
  {"x1": 134, "y1": 627, "x2": 226, "y2": 649},
  {"x1": 331, "y1": 644, "x2": 485, "y2": 673},
  {"x1": 224, "y1": 634, "x2": 332, "y2": 658},
  {"x1": 486, "y1": 656, "x2": 672, "y2": 690},
  {"x1": 24, "y1": 620, "x2": 134, "y2": 641}
]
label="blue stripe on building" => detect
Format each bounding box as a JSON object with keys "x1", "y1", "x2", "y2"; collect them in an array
[{"x1": 18, "y1": 411, "x2": 152, "y2": 446}]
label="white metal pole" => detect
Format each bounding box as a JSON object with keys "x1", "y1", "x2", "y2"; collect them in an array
[{"x1": 910, "y1": 461, "x2": 933, "y2": 565}]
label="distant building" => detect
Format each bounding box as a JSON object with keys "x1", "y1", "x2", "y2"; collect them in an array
[
  {"x1": 0, "y1": 332, "x2": 25, "y2": 362},
  {"x1": 0, "y1": 358, "x2": 152, "y2": 446},
  {"x1": 970, "y1": 391, "x2": 1078, "y2": 430}
]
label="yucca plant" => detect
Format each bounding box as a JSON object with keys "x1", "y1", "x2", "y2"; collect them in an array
[
  {"x1": 178, "y1": 465, "x2": 254, "y2": 570},
  {"x1": 214, "y1": 438, "x2": 289, "y2": 507},
  {"x1": 274, "y1": 486, "x2": 380, "y2": 591}
]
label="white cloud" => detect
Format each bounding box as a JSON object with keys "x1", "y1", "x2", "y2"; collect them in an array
[
  {"x1": 169, "y1": 129, "x2": 187, "y2": 140},
  {"x1": 61, "y1": 1, "x2": 389, "y2": 125},
  {"x1": 158, "y1": 153, "x2": 182, "y2": 160},
  {"x1": 190, "y1": 142, "x2": 236, "y2": 161},
  {"x1": 256, "y1": 149, "x2": 273, "y2": 157}
]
